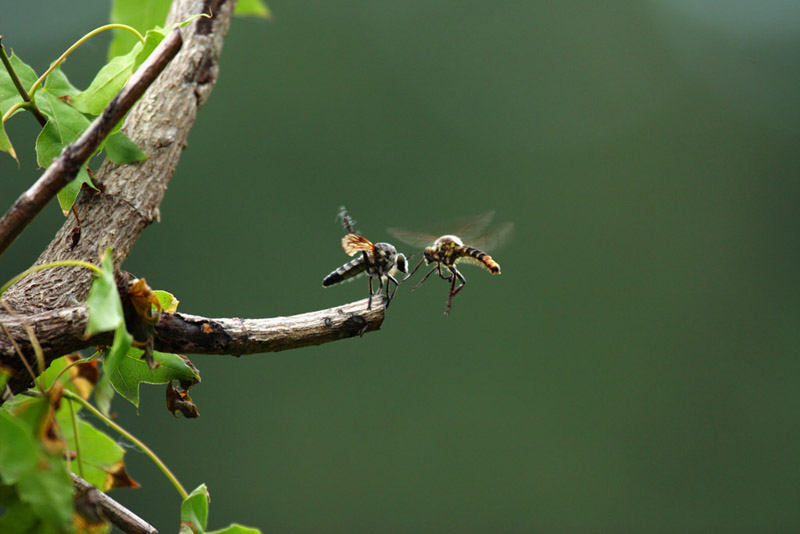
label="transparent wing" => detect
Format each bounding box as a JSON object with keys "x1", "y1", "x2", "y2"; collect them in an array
[
  {"x1": 341, "y1": 233, "x2": 374, "y2": 256},
  {"x1": 385, "y1": 227, "x2": 438, "y2": 249},
  {"x1": 455, "y1": 211, "x2": 496, "y2": 243},
  {"x1": 467, "y1": 221, "x2": 514, "y2": 252}
]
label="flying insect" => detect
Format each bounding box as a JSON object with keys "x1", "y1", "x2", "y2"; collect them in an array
[
  {"x1": 322, "y1": 207, "x2": 408, "y2": 309},
  {"x1": 387, "y1": 211, "x2": 512, "y2": 314}
]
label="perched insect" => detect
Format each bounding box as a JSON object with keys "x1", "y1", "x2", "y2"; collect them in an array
[
  {"x1": 322, "y1": 207, "x2": 408, "y2": 309},
  {"x1": 387, "y1": 211, "x2": 513, "y2": 315}
]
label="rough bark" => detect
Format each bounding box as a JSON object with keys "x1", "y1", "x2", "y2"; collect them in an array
[{"x1": 3, "y1": 0, "x2": 234, "y2": 314}]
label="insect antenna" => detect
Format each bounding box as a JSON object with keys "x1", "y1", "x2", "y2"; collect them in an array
[{"x1": 337, "y1": 205, "x2": 358, "y2": 235}]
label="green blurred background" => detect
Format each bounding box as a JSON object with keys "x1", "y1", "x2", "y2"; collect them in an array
[{"x1": 2, "y1": 1, "x2": 799, "y2": 532}]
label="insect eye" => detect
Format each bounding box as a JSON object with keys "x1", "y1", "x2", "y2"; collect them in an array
[{"x1": 397, "y1": 254, "x2": 408, "y2": 273}]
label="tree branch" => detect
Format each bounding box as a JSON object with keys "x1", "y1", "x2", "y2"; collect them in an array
[
  {"x1": 0, "y1": 30, "x2": 183, "y2": 257},
  {"x1": 72, "y1": 473, "x2": 158, "y2": 534},
  {"x1": 0, "y1": 298, "x2": 386, "y2": 396}
]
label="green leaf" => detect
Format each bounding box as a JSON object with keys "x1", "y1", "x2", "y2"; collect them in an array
[
  {"x1": 0, "y1": 117, "x2": 16, "y2": 162},
  {"x1": 133, "y1": 28, "x2": 167, "y2": 71},
  {"x1": 57, "y1": 408, "x2": 127, "y2": 490},
  {"x1": 56, "y1": 165, "x2": 95, "y2": 215},
  {"x1": 35, "y1": 91, "x2": 91, "y2": 168},
  {"x1": 0, "y1": 399, "x2": 73, "y2": 533},
  {"x1": 85, "y1": 248, "x2": 124, "y2": 337},
  {"x1": 0, "y1": 486, "x2": 49, "y2": 534},
  {"x1": 108, "y1": 0, "x2": 172, "y2": 60},
  {"x1": 209, "y1": 524, "x2": 263, "y2": 534},
  {"x1": 110, "y1": 348, "x2": 200, "y2": 408},
  {"x1": 235, "y1": 0, "x2": 271, "y2": 18},
  {"x1": 180, "y1": 484, "x2": 210, "y2": 534},
  {"x1": 104, "y1": 130, "x2": 147, "y2": 163},
  {"x1": 71, "y1": 43, "x2": 141, "y2": 115},
  {"x1": 95, "y1": 324, "x2": 133, "y2": 416},
  {"x1": 0, "y1": 409, "x2": 41, "y2": 484},
  {"x1": 0, "y1": 52, "x2": 38, "y2": 118},
  {"x1": 154, "y1": 289, "x2": 180, "y2": 312},
  {"x1": 43, "y1": 67, "x2": 80, "y2": 98}
]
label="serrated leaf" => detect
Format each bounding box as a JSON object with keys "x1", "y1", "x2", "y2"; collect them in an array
[
  {"x1": 56, "y1": 166, "x2": 95, "y2": 214},
  {"x1": 109, "y1": 0, "x2": 172, "y2": 60},
  {"x1": 95, "y1": 324, "x2": 133, "y2": 416},
  {"x1": 0, "y1": 52, "x2": 38, "y2": 117},
  {"x1": 180, "y1": 484, "x2": 210, "y2": 534},
  {"x1": 43, "y1": 67, "x2": 80, "y2": 98},
  {"x1": 153, "y1": 289, "x2": 179, "y2": 313},
  {"x1": 104, "y1": 130, "x2": 147, "y2": 163},
  {"x1": 35, "y1": 91, "x2": 91, "y2": 168},
  {"x1": 235, "y1": 0, "x2": 271, "y2": 18},
  {"x1": 110, "y1": 348, "x2": 200, "y2": 408},
  {"x1": 208, "y1": 524, "x2": 263, "y2": 534},
  {"x1": 85, "y1": 249, "x2": 123, "y2": 337},
  {"x1": 72, "y1": 43, "x2": 141, "y2": 115}
]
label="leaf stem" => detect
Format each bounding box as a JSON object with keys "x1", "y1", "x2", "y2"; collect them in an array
[
  {"x1": 28, "y1": 24, "x2": 146, "y2": 98},
  {"x1": 0, "y1": 37, "x2": 47, "y2": 126},
  {"x1": 62, "y1": 389, "x2": 189, "y2": 500},
  {"x1": 68, "y1": 398, "x2": 84, "y2": 478},
  {"x1": 0, "y1": 260, "x2": 103, "y2": 296}
]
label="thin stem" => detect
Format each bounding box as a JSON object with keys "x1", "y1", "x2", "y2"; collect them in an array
[
  {"x1": 0, "y1": 38, "x2": 47, "y2": 126},
  {"x1": 47, "y1": 352, "x2": 99, "y2": 396},
  {"x1": 28, "y1": 24, "x2": 146, "y2": 98},
  {"x1": 68, "y1": 398, "x2": 84, "y2": 478},
  {"x1": 62, "y1": 389, "x2": 189, "y2": 500},
  {"x1": 0, "y1": 260, "x2": 102, "y2": 296},
  {"x1": 0, "y1": 313, "x2": 44, "y2": 394}
]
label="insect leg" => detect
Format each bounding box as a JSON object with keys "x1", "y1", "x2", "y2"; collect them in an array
[
  {"x1": 403, "y1": 257, "x2": 427, "y2": 282},
  {"x1": 437, "y1": 262, "x2": 453, "y2": 281},
  {"x1": 412, "y1": 265, "x2": 440, "y2": 291},
  {"x1": 367, "y1": 276, "x2": 374, "y2": 309},
  {"x1": 385, "y1": 273, "x2": 400, "y2": 308},
  {"x1": 444, "y1": 267, "x2": 467, "y2": 315}
]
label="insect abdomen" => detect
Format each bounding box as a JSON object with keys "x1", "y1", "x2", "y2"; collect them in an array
[
  {"x1": 460, "y1": 246, "x2": 501, "y2": 274},
  {"x1": 322, "y1": 256, "x2": 366, "y2": 287}
]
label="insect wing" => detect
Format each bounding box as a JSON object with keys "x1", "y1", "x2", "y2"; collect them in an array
[
  {"x1": 385, "y1": 227, "x2": 439, "y2": 249},
  {"x1": 341, "y1": 233, "x2": 374, "y2": 256},
  {"x1": 454, "y1": 211, "x2": 496, "y2": 243},
  {"x1": 467, "y1": 220, "x2": 514, "y2": 252}
]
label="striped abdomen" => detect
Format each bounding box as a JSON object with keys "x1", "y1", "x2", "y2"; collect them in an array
[
  {"x1": 458, "y1": 246, "x2": 501, "y2": 274},
  {"x1": 322, "y1": 255, "x2": 366, "y2": 287}
]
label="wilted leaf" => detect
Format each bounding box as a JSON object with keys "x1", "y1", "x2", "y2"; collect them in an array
[
  {"x1": 235, "y1": 0, "x2": 271, "y2": 18},
  {"x1": 180, "y1": 484, "x2": 210, "y2": 534},
  {"x1": 56, "y1": 166, "x2": 96, "y2": 215},
  {"x1": 85, "y1": 248, "x2": 123, "y2": 338},
  {"x1": 39, "y1": 354, "x2": 99, "y2": 401},
  {"x1": 35, "y1": 91, "x2": 91, "y2": 168},
  {"x1": 110, "y1": 348, "x2": 200, "y2": 409},
  {"x1": 166, "y1": 380, "x2": 199, "y2": 418},
  {"x1": 108, "y1": 0, "x2": 172, "y2": 60},
  {"x1": 71, "y1": 43, "x2": 142, "y2": 115},
  {"x1": 104, "y1": 130, "x2": 147, "y2": 163},
  {"x1": 128, "y1": 278, "x2": 161, "y2": 325}
]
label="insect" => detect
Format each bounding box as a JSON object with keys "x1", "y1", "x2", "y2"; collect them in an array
[
  {"x1": 322, "y1": 207, "x2": 408, "y2": 309},
  {"x1": 387, "y1": 211, "x2": 513, "y2": 315}
]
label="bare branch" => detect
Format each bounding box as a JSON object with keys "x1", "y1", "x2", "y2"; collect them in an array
[
  {"x1": 0, "y1": 30, "x2": 183, "y2": 257},
  {"x1": 0, "y1": 298, "x2": 386, "y2": 396},
  {"x1": 72, "y1": 473, "x2": 158, "y2": 534}
]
